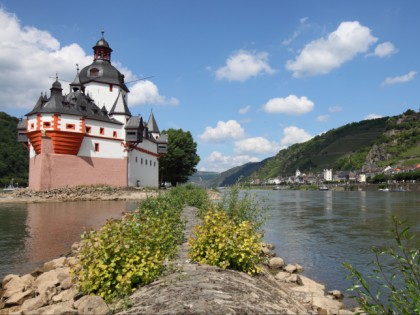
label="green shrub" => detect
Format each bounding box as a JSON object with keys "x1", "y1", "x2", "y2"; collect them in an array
[
  {"x1": 168, "y1": 184, "x2": 210, "y2": 210},
  {"x1": 343, "y1": 216, "x2": 420, "y2": 314},
  {"x1": 217, "y1": 182, "x2": 266, "y2": 231},
  {"x1": 188, "y1": 208, "x2": 263, "y2": 275},
  {"x1": 71, "y1": 194, "x2": 185, "y2": 303}
]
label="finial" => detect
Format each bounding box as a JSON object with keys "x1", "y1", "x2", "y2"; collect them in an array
[
  {"x1": 76, "y1": 63, "x2": 79, "y2": 72},
  {"x1": 101, "y1": 30, "x2": 105, "y2": 38},
  {"x1": 55, "y1": 72, "x2": 58, "y2": 81}
]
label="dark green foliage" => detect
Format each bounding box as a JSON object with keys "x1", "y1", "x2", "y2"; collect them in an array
[
  {"x1": 0, "y1": 112, "x2": 28, "y2": 187},
  {"x1": 160, "y1": 128, "x2": 200, "y2": 186},
  {"x1": 343, "y1": 217, "x2": 420, "y2": 314}
]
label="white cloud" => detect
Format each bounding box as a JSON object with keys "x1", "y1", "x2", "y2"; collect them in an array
[
  {"x1": 364, "y1": 113, "x2": 383, "y2": 120},
  {"x1": 279, "y1": 126, "x2": 312, "y2": 147},
  {"x1": 234, "y1": 137, "x2": 280, "y2": 155},
  {"x1": 239, "y1": 105, "x2": 251, "y2": 114},
  {"x1": 282, "y1": 17, "x2": 309, "y2": 46},
  {"x1": 129, "y1": 80, "x2": 179, "y2": 106},
  {"x1": 199, "y1": 120, "x2": 245, "y2": 143},
  {"x1": 286, "y1": 21, "x2": 377, "y2": 77},
  {"x1": 381, "y1": 71, "x2": 417, "y2": 86},
  {"x1": 317, "y1": 115, "x2": 329, "y2": 122},
  {"x1": 205, "y1": 151, "x2": 260, "y2": 173},
  {"x1": 0, "y1": 8, "x2": 176, "y2": 111},
  {"x1": 372, "y1": 42, "x2": 397, "y2": 58},
  {"x1": 328, "y1": 106, "x2": 343, "y2": 113},
  {"x1": 215, "y1": 50, "x2": 276, "y2": 82},
  {"x1": 262, "y1": 95, "x2": 314, "y2": 115}
]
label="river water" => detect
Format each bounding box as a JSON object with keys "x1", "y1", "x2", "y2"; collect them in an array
[{"x1": 0, "y1": 191, "x2": 418, "y2": 305}]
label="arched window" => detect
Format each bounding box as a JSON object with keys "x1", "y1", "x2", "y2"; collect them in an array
[{"x1": 90, "y1": 68, "x2": 99, "y2": 77}]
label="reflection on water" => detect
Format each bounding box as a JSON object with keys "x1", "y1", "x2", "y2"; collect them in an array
[
  {"x1": 261, "y1": 190, "x2": 419, "y2": 307},
  {"x1": 0, "y1": 200, "x2": 139, "y2": 280}
]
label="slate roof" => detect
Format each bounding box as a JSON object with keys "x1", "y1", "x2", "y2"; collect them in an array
[
  {"x1": 26, "y1": 79, "x2": 122, "y2": 125},
  {"x1": 147, "y1": 112, "x2": 160, "y2": 133},
  {"x1": 109, "y1": 90, "x2": 131, "y2": 116}
]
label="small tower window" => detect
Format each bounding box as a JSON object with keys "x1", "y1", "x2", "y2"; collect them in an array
[
  {"x1": 66, "y1": 123, "x2": 75, "y2": 130},
  {"x1": 86, "y1": 126, "x2": 91, "y2": 133},
  {"x1": 109, "y1": 84, "x2": 113, "y2": 92},
  {"x1": 90, "y1": 68, "x2": 99, "y2": 77},
  {"x1": 100, "y1": 127, "x2": 105, "y2": 135},
  {"x1": 94, "y1": 143, "x2": 100, "y2": 152},
  {"x1": 113, "y1": 131, "x2": 117, "y2": 138},
  {"x1": 43, "y1": 122, "x2": 51, "y2": 128}
]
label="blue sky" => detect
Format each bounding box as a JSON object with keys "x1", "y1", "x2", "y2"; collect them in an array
[{"x1": 0, "y1": 1, "x2": 419, "y2": 172}]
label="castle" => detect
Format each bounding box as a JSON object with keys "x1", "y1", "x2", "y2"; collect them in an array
[{"x1": 17, "y1": 33, "x2": 167, "y2": 190}]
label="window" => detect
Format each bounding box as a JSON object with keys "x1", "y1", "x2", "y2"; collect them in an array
[
  {"x1": 94, "y1": 143, "x2": 100, "y2": 152},
  {"x1": 66, "y1": 123, "x2": 75, "y2": 130},
  {"x1": 43, "y1": 122, "x2": 51, "y2": 128},
  {"x1": 141, "y1": 158, "x2": 143, "y2": 165},
  {"x1": 145, "y1": 160, "x2": 147, "y2": 165},
  {"x1": 100, "y1": 127, "x2": 104, "y2": 135},
  {"x1": 30, "y1": 123, "x2": 34, "y2": 129},
  {"x1": 135, "y1": 157, "x2": 138, "y2": 163},
  {"x1": 113, "y1": 131, "x2": 117, "y2": 138},
  {"x1": 90, "y1": 68, "x2": 99, "y2": 77},
  {"x1": 109, "y1": 84, "x2": 113, "y2": 92},
  {"x1": 86, "y1": 126, "x2": 91, "y2": 133}
]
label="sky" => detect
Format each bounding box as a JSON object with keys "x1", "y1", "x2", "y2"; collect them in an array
[{"x1": 0, "y1": 1, "x2": 419, "y2": 173}]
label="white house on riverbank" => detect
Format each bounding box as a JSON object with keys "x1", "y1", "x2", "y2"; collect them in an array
[{"x1": 17, "y1": 33, "x2": 167, "y2": 190}]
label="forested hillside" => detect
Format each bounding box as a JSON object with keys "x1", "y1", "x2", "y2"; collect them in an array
[
  {"x1": 199, "y1": 109, "x2": 420, "y2": 186},
  {"x1": 0, "y1": 112, "x2": 28, "y2": 187}
]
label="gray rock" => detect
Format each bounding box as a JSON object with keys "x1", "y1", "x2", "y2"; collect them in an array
[
  {"x1": 43, "y1": 257, "x2": 66, "y2": 272},
  {"x1": 20, "y1": 293, "x2": 49, "y2": 313},
  {"x1": 285, "y1": 264, "x2": 297, "y2": 273},
  {"x1": 328, "y1": 290, "x2": 344, "y2": 300},
  {"x1": 5, "y1": 289, "x2": 34, "y2": 307},
  {"x1": 75, "y1": 295, "x2": 109, "y2": 315},
  {"x1": 268, "y1": 257, "x2": 285, "y2": 269}
]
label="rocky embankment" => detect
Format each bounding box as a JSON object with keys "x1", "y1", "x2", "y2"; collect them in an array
[
  {"x1": 0, "y1": 186, "x2": 156, "y2": 203},
  {"x1": 0, "y1": 205, "x2": 357, "y2": 315}
]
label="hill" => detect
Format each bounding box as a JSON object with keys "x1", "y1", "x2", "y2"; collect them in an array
[
  {"x1": 0, "y1": 112, "x2": 29, "y2": 187},
  {"x1": 202, "y1": 110, "x2": 419, "y2": 186}
]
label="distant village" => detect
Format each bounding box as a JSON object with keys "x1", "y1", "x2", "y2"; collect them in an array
[{"x1": 252, "y1": 164, "x2": 420, "y2": 186}]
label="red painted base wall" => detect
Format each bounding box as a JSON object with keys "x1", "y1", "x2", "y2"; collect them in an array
[{"x1": 29, "y1": 154, "x2": 128, "y2": 190}]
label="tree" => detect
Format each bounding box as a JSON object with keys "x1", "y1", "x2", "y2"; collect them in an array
[{"x1": 159, "y1": 128, "x2": 200, "y2": 186}]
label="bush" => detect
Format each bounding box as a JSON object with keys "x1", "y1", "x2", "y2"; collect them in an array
[
  {"x1": 343, "y1": 216, "x2": 420, "y2": 314},
  {"x1": 216, "y1": 182, "x2": 266, "y2": 231},
  {"x1": 188, "y1": 183, "x2": 266, "y2": 275},
  {"x1": 168, "y1": 184, "x2": 210, "y2": 210},
  {"x1": 188, "y1": 208, "x2": 263, "y2": 275},
  {"x1": 71, "y1": 194, "x2": 185, "y2": 303}
]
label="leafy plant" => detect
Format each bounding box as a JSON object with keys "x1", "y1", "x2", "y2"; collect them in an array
[
  {"x1": 188, "y1": 208, "x2": 263, "y2": 275},
  {"x1": 71, "y1": 194, "x2": 185, "y2": 303},
  {"x1": 217, "y1": 182, "x2": 267, "y2": 231},
  {"x1": 343, "y1": 216, "x2": 420, "y2": 314}
]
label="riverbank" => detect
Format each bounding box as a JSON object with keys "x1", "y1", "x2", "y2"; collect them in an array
[
  {"x1": 0, "y1": 203, "x2": 357, "y2": 315},
  {"x1": 0, "y1": 186, "x2": 156, "y2": 204}
]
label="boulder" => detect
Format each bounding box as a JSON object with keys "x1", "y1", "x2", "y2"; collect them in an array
[
  {"x1": 328, "y1": 290, "x2": 344, "y2": 300},
  {"x1": 290, "y1": 275, "x2": 326, "y2": 297},
  {"x1": 2, "y1": 274, "x2": 18, "y2": 288},
  {"x1": 43, "y1": 257, "x2": 66, "y2": 272},
  {"x1": 312, "y1": 295, "x2": 343, "y2": 314},
  {"x1": 65, "y1": 257, "x2": 78, "y2": 268},
  {"x1": 5, "y1": 289, "x2": 34, "y2": 307},
  {"x1": 52, "y1": 287, "x2": 78, "y2": 303},
  {"x1": 25, "y1": 300, "x2": 76, "y2": 315},
  {"x1": 2, "y1": 276, "x2": 26, "y2": 299},
  {"x1": 284, "y1": 264, "x2": 297, "y2": 273},
  {"x1": 60, "y1": 277, "x2": 73, "y2": 290},
  {"x1": 34, "y1": 267, "x2": 69, "y2": 296},
  {"x1": 75, "y1": 295, "x2": 109, "y2": 315},
  {"x1": 274, "y1": 271, "x2": 302, "y2": 284},
  {"x1": 268, "y1": 257, "x2": 285, "y2": 269},
  {"x1": 19, "y1": 293, "x2": 49, "y2": 313},
  {"x1": 295, "y1": 264, "x2": 304, "y2": 272}
]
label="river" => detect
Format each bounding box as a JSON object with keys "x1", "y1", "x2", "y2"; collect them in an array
[{"x1": 0, "y1": 190, "x2": 418, "y2": 306}]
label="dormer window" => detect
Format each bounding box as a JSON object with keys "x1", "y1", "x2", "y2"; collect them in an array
[{"x1": 90, "y1": 68, "x2": 99, "y2": 77}]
